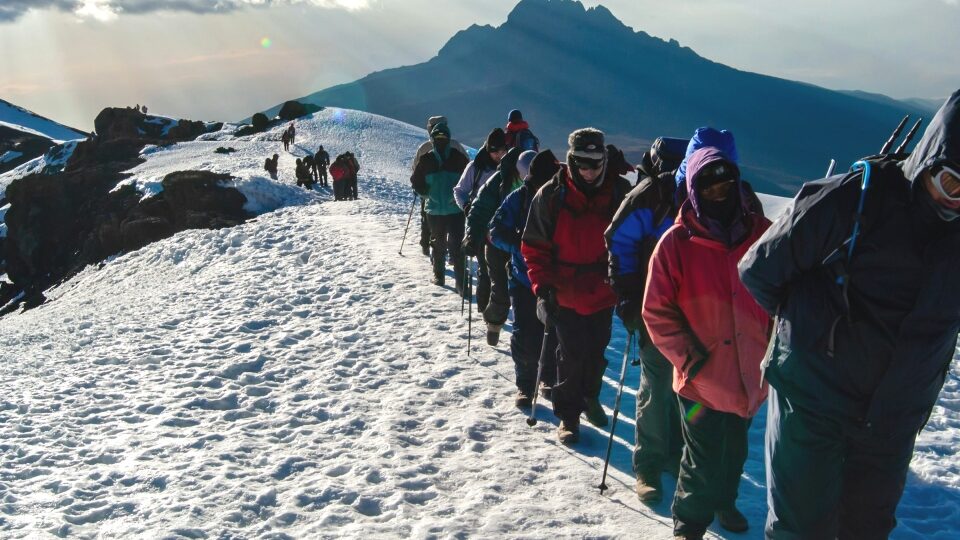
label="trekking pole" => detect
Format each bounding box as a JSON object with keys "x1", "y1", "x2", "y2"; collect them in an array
[
  {"x1": 399, "y1": 194, "x2": 418, "y2": 255},
  {"x1": 526, "y1": 319, "x2": 555, "y2": 427},
  {"x1": 825, "y1": 159, "x2": 837, "y2": 177},
  {"x1": 466, "y1": 256, "x2": 474, "y2": 356},
  {"x1": 879, "y1": 115, "x2": 909, "y2": 155},
  {"x1": 461, "y1": 254, "x2": 468, "y2": 316},
  {"x1": 894, "y1": 118, "x2": 924, "y2": 155},
  {"x1": 598, "y1": 330, "x2": 637, "y2": 495}
]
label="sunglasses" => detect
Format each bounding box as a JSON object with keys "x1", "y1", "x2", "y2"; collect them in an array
[
  {"x1": 933, "y1": 165, "x2": 960, "y2": 201},
  {"x1": 572, "y1": 157, "x2": 603, "y2": 170},
  {"x1": 699, "y1": 179, "x2": 736, "y2": 200}
]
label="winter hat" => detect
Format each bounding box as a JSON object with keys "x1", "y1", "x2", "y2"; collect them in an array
[
  {"x1": 675, "y1": 127, "x2": 738, "y2": 186},
  {"x1": 430, "y1": 122, "x2": 450, "y2": 140},
  {"x1": 529, "y1": 150, "x2": 560, "y2": 183},
  {"x1": 508, "y1": 109, "x2": 523, "y2": 122},
  {"x1": 568, "y1": 128, "x2": 606, "y2": 160},
  {"x1": 516, "y1": 150, "x2": 537, "y2": 180},
  {"x1": 427, "y1": 115, "x2": 448, "y2": 131},
  {"x1": 486, "y1": 128, "x2": 507, "y2": 151}
]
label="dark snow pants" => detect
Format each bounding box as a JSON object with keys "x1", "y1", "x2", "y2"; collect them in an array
[
  {"x1": 474, "y1": 245, "x2": 490, "y2": 314},
  {"x1": 427, "y1": 213, "x2": 464, "y2": 288},
  {"x1": 419, "y1": 199, "x2": 430, "y2": 252},
  {"x1": 633, "y1": 337, "x2": 683, "y2": 477},
  {"x1": 509, "y1": 284, "x2": 557, "y2": 394},
  {"x1": 483, "y1": 244, "x2": 511, "y2": 326},
  {"x1": 673, "y1": 397, "x2": 751, "y2": 538},
  {"x1": 765, "y1": 388, "x2": 916, "y2": 540},
  {"x1": 551, "y1": 306, "x2": 612, "y2": 423}
]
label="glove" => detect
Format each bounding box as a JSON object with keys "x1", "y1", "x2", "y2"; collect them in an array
[
  {"x1": 606, "y1": 144, "x2": 636, "y2": 176},
  {"x1": 536, "y1": 286, "x2": 559, "y2": 324},
  {"x1": 461, "y1": 235, "x2": 479, "y2": 257},
  {"x1": 615, "y1": 297, "x2": 643, "y2": 333}
]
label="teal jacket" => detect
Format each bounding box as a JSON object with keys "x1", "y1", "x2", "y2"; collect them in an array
[{"x1": 411, "y1": 146, "x2": 469, "y2": 216}]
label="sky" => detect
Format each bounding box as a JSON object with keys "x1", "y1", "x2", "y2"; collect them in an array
[{"x1": 0, "y1": 0, "x2": 957, "y2": 131}]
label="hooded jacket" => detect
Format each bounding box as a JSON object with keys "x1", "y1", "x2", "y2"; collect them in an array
[
  {"x1": 522, "y1": 164, "x2": 631, "y2": 315},
  {"x1": 454, "y1": 147, "x2": 500, "y2": 211},
  {"x1": 464, "y1": 148, "x2": 523, "y2": 248},
  {"x1": 738, "y1": 89, "x2": 960, "y2": 435},
  {"x1": 643, "y1": 147, "x2": 772, "y2": 418},
  {"x1": 411, "y1": 144, "x2": 469, "y2": 216}
]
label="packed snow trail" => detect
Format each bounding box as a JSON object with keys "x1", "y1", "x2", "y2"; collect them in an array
[{"x1": 0, "y1": 109, "x2": 957, "y2": 538}]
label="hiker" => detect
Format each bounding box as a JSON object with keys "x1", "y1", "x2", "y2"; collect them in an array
[
  {"x1": 504, "y1": 109, "x2": 540, "y2": 152},
  {"x1": 330, "y1": 153, "x2": 351, "y2": 200},
  {"x1": 282, "y1": 130, "x2": 290, "y2": 152},
  {"x1": 464, "y1": 148, "x2": 536, "y2": 346},
  {"x1": 264, "y1": 153, "x2": 279, "y2": 180},
  {"x1": 303, "y1": 154, "x2": 316, "y2": 185},
  {"x1": 490, "y1": 149, "x2": 562, "y2": 406},
  {"x1": 345, "y1": 152, "x2": 360, "y2": 200},
  {"x1": 413, "y1": 116, "x2": 469, "y2": 257},
  {"x1": 288, "y1": 123, "x2": 296, "y2": 146},
  {"x1": 739, "y1": 90, "x2": 960, "y2": 540},
  {"x1": 605, "y1": 136, "x2": 689, "y2": 504},
  {"x1": 295, "y1": 158, "x2": 314, "y2": 189},
  {"x1": 521, "y1": 128, "x2": 631, "y2": 444},
  {"x1": 411, "y1": 122, "x2": 469, "y2": 290},
  {"x1": 456, "y1": 128, "x2": 508, "y2": 305},
  {"x1": 315, "y1": 145, "x2": 330, "y2": 187}
]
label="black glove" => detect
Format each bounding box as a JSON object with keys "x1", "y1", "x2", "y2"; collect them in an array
[
  {"x1": 461, "y1": 235, "x2": 479, "y2": 257},
  {"x1": 615, "y1": 297, "x2": 643, "y2": 333},
  {"x1": 606, "y1": 144, "x2": 635, "y2": 176},
  {"x1": 536, "y1": 286, "x2": 559, "y2": 324}
]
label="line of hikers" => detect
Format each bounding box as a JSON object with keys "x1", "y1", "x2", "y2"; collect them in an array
[
  {"x1": 264, "y1": 140, "x2": 361, "y2": 201},
  {"x1": 408, "y1": 92, "x2": 960, "y2": 540}
]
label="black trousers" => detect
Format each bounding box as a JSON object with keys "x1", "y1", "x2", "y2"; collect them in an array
[
  {"x1": 633, "y1": 338, "x2": 683, "y2": 477},
  {"x1": 334, "y1": 180, "x2": 347, "y2": 200},
  {"x1": 483, "y1": 244, "x2": 511, "y2": 326},
  {"x1": 673, "y1": 397, "x2": 751, "y2": 538},
  {"x1": 419, "y1": 199, "x2": 430, "y2": 250},
  {"x1": 318, "y1": 165, "x2": 328, "y2": 187},
  {"x1": 765, "y1": 387, "x2": 916, "y2": 540},
  {"x1": 426, "y1": 213, "x2": 465, "y2": 287},
  {"x1": 551, "y1": 307, "x2": 612, "y2": 423},
  {"x1": 509, "y1": 284, "x2": 557, "y2": 393},
  {"x1": 475, "y1": 245, "x2": 490, "y2": 313}
]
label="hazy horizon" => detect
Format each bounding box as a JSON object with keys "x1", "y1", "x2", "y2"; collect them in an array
[{"x1": 1, "y1": 0, "x2": 957, "y2": 130}]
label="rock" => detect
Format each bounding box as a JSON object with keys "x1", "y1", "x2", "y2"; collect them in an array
[
  {"x1": 278, "y1": 101, "x2": 323, "y2": 121},
  {"x1": 162, "y1": 171, "x2": 248, "y2": 229},
  {"x1": 251, "y1": 113, "x2": 269, "y2": 131}
]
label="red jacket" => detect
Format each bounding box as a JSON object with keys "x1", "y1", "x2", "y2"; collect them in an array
[
  {"x1": 642, "y1": 204, "x2": 772, "y2": 417},
  {"x1": 521, "y1": 167, "x2": 630, "y2": 315}
]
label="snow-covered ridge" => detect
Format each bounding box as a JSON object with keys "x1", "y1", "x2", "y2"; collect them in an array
[
  {"x1": 0, "y1": 108, "x2": 954, "y2": 539},
  {"x1": 0, "y1": 99, "x2": 86, "y2": 143}
]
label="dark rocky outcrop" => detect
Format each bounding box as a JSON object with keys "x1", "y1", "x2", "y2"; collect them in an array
[
  {"x1": 278, "y1": 100, "x2": 323, "y2": 121},
  {"x1": 0, "y1": 125, "x2": 56, "y2": 175},
  {"x1": 0, "y1": 107, "x2": 249, "y2": 315}
]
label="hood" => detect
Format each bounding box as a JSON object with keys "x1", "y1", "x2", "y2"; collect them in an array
[
  {"x1": 499, "y1": 146, "x2": 523, "y2": 182},
  {"x1": 685, "y1": 147, "x2": 741, "y2": 215},
  {"x1": 506, "y1": 120, "x2": 530, "y2": 133},
  {"x1": 901, "y1": 89, "x2": 960, "y2": 184},
  {"x1": 683, "y1": 147, "x2": 752, "y2": 246},
  {"x1": 675, "y1": 127, "x2": 738, "y2": 186}
]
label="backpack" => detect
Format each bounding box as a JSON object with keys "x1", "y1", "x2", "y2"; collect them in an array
[
  {"x1": 330, "y1": 161, "x2": 348, "y2": 182},
  {"x1": 263, "y1": 158, "x2": 271, "y2": 171},
  {"x1": 515, "y1": 129, "x2": 540, "y2": 152}
]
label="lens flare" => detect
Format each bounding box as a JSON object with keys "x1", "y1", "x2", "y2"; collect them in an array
[
  {"x1": 332, "y1": 108, "x2": 346, "y2": 124},
  {"x1": 685, "y1": 402, "x2": 705, "y2": 423},
  {"x1": 261, "y1": 38, "x2": 272, "y2": 49}
]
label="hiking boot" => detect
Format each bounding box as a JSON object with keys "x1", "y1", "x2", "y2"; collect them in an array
[
  {"x1": 557, "y1": 419, "x2": 579, "y2": 445},
  {"x1": 635, "y1": 472, "x2": 663, "y2": 504},
  {"x1": 538, "y1": 382, "x2": 553, "y2": 400},
  {"x1": 716, "y1": 507, "x2": 749, "y2": 533},
  {"x1": 514, "y1": 389, "x2": 532, "y2": 409},
  {"x1": 673, "y1": 534, "x2": 704, "y2": 540},
  {"x1": 431, "y1": 274, "x2": 445, "y2": 287},
  {"x1": 583, "y1": 398, "x2": 608, "y2": 427},
  {"x1": 486, "y1": 323, "x2": 502, "y2": 346},
  {"x1": 421, "y1": 244, "x2": 430, "y2": 257}
]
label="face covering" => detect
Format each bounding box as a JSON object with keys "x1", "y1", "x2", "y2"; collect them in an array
[
  {"x1": 700, "y1": 190, "x2": 740, "y2": 227},
  {"x1": 917, "y1": 176, "x2": 960, "y2": 222}
]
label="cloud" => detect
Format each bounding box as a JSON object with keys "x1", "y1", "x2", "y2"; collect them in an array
[{"x1": 0, "y1": 0, "x2": 370, "y2": 23}]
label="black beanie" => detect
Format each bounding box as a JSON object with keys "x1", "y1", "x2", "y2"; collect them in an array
[
  {"x1": 508, "y1": 109, "x2": 523, "y2": 122},
  {"x1": 529, "y1": 149, "x2": 560, "y2": 184},
  {"x1": 486, "y1": 128, "x2": 506, "y2": 151}
]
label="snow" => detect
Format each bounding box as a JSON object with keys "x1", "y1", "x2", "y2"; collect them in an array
[
  {"x1": 0, "y1": 108, "x2": 956, "y2": 539},
  {"x1": 0, "y1": 150, "x2": 23, "y2": 164},
  {"x1": 0, "y1": 140, "x2": 80, "y2": 200},
  {"x1": 0, "y1": 203, "x2": 7, "y2": 237},
  {"x1": 0, "y1": 100, "x2": 86, "y2": 143}
]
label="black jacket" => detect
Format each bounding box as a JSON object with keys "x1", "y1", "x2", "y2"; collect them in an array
[{"x1": 738, "y1": 89, "x2": 960, "y2": 435}]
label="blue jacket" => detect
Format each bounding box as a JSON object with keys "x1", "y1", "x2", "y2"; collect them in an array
[{"x1": 489, "y1": 181, "x2": 535, "y2": 289}]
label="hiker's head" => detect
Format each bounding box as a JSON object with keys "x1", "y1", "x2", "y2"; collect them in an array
[
  {"x1": 431, "y1": 122, "x2": 451, "y2": 150},
  {"x1": 529, "y1": 150, "x2": 561, "y2": 188},
  {"x1": 568, "y1": 128, "x2": 607, "y2": 185},
  {"x1": 486, "y1": 128, "x2": 507, "y2": 163},
  {"x1": 517, "y1": 150, "x2": 537, "y2": 181},
  {"x1": 508, "y1": 109, "x2": 523, "y2": 123}
]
